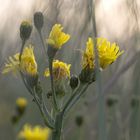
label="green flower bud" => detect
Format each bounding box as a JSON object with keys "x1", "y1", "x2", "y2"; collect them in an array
[
  {"x1": 70, "y1": 75, "x2": 79, "y2": 89},
  {"x1": 79, "y1": 68, "x2": 95, "y2": 84},
  {"x1": 20, "y1": 21, "x2": 32, "y2": 41},
  {"x1": 55, "y1": 82, "x2": 66, "y2": 97},
  {"x1": 131, "y1": 97, "x2": 139, "y2": 108},
  {"x1": 106, "y1": 95, "x2": 118, "y2": 107},
  {"x1": 75, "y1": 115, "x2": 84, "y2": 127},
  {"x1": 11, "y1": 114, "x2": 19, "y2": 124},
  {"x1": 34, "y1": 12, "x2": 44, "y2": 31}
]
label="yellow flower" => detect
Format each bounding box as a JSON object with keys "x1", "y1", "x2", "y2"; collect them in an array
[
  {"x1": 2, "y1": 44, "x2": 37, "y2": 76},
  {"x1": 97, "y1": 38, "x2": 124, "y2": 69},
  {"x1": 47, "y1": 24, "x2": 70, "y2": 48},
  {"x1": 20, "y1": 45, "x2": 37, "y2": 75},
  {"x1": 82, "y1": 37, "x2": 124, "y2": 69},
  {"x1": 44, "y1": 60, "x2": 71, "y2": 81},
  {"x1": 19, "y1": 124, "x2": 50, "y2": 140},
  {"x1": 82, "y1": 38, "x2": 94, "y2": 69},
  {"x1": 16, "y1": 97, "x2": 27, "y2": 109}
]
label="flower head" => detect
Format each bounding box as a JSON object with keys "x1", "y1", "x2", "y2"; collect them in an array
[
  {"x1": 2, "y1": 44, "x2": 37, "y2": 76},
  {"x1": 16, "y1": 97, "x2": 27, "y2": 109},
  {"x1": 20, "y1": 21, "x2": 32, "y2": 41},
  {"x1": 82, "y1": 38, "x2": 94, "y2": 69},
  {"x1": 19, "y1": 124, "x2": 50, "y2": 140},
  {"x1": 44, "y1": 60, "x2": 71, "y2": 81},
  {"x1": 47, "y1": 24, "x2": 70, "y2": 49},
  {"x1": 82, "y1": 37, "x2": 124, "y2": 70},
  {"x1": 97, "y1": 38, "x2": 124, "y2": 69},
  {"x1": 20, "y1": 46, "x2": 37, "y2": 75}
]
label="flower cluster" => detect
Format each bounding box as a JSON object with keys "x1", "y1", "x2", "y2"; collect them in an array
[
  {"x1": 2, "y1": 16, "x2": 124, "y2": 140},
  {"x1": 19, "y1": 124, "x2": 50, "y2": 140}
]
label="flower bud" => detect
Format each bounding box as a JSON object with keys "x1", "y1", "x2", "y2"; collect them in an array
[
  {"x1": 55, "y1": 82, "x2": 66, "y2": 97},
  {"x1": 20, "y1": 21, "x2": 32, "y2": 41},
  {"x1": 131, "y1": 96, "x2": 140, "y2": 108},
  {"x1": 75, "y1": 115, "x2": 84, "y2": 127},
  {"x1": 70, "y1": 75, "x2": 79, "y2": 89},
  {"x1": 11, "y1": 114, "x2": 19, "y2": 124},
  {"x1": 106, "y1": 95, "x2": 118, "y2": 107},
  {"x1": 34, "y1": 12, "x2": 44, "y2": 31},
  {"x1": 79, "y1": 68, "x2": 95, "y2": 84},
  {"x1": 16, "y1": 97, "x2": 27, "y2": 115}
]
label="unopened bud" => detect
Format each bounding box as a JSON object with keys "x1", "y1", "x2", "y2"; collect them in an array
[
  {"x1": 106, "y1": 95, "x2": 118, "y2": 107},
  {"x1": 79, "y1": 68, "x2": 94, "y2": 84},
  {"x1": 16, "y1": 97, "x2": 27, "y2": 115},
  {"x1": 70, "y1": 75, "x2": 79, "y2": 89},
  {"x1": 75, "y1": 115, "x2": 84, "y2": 127},
  {"x1": 131, "y1": 96, "x2": 140, "y2": 108},
  {"x1": 20, "y1": 21, "x2": 32, "y2": 41},
  {"x1": 34, "y1": 12, "x2": 44, "y2": 31}
]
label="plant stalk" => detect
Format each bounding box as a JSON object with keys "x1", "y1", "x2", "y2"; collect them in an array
[
  {"x1": 52, "y1": 113, "x2": 63, "y2": 140},
  {"x1": 49, "y1": 58, "x2": 59, "y2": 111}
]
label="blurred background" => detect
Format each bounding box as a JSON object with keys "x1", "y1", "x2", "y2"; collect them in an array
[{"x1": 0, "y1": 0, "x2": 140, "y2": 140}]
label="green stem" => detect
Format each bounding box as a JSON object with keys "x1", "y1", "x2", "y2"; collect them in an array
[
  {"x1": 32, "y1": 91, "x2": 54, "y2": 129},
  {"x1": 49, "y1": 58, "x2": 59, "y2": 111},
  {"x1": 62, "y1": 83, "x2": 84, "y2": 115},
  {"x1": 20, "y1": 73, "x2": 54, "y2": 129},
  {"x1": 64, "y1": 83, "x2": 89, "y2": 115},
  {"x1": 52, "y1": 113, "x2": 63, "y2": 140},
  {"x1": 19, "y1": 39, "x2": 26, "y2": 61}
]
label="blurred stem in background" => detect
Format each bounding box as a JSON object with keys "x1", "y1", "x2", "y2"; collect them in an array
[
  {"x1": 126, "y1": 1, "x2": 140, "y2": 140},
  {"x1": 90, "y1": 0, "x2": 107, "y2": 140}
]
